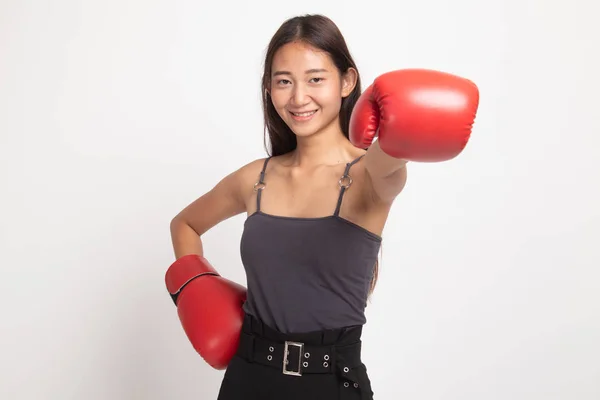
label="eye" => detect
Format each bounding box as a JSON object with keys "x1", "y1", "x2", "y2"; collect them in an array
[
  {"x1": 310, "y1": 77, "x2": 324, "y2": 83},
  {"x1": 276, "y1": 79, "x2": 291, "y2": 85}
]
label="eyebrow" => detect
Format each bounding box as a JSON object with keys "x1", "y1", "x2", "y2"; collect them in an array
[{"x1": 272, "y1": 68, "x2": 329, "y2": 77}]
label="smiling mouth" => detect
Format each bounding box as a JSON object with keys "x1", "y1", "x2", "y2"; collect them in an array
[{"x1": 289, "y1": 110, "x2": 317, "y2": 117}]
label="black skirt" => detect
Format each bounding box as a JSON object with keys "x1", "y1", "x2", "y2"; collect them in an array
[{"x1": 217, "y1": 313, "x2": 374, "y2": 400}]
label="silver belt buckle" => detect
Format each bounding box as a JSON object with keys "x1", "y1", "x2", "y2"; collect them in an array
[{"x1": 282, "y1": 341, "x2": 304, "y2": 376}]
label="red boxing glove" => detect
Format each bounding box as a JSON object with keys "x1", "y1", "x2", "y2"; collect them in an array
[
  {"x1": 349, "y1": 69, "x2": 480, "y2": 162},
  {"x1": 165, "y1": 254, "x2": 247, "y2": 370}
]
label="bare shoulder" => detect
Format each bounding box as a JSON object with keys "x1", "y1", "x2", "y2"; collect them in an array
[
  {"x1": 171, "y1": 157, "x2": 268, "y2": 236},
  {"x1": 233, "y1": 157, "x2": 268, "y2": 181},
  {"x1": 236, "y1": 155, "x2": 268, "y2": 187}
]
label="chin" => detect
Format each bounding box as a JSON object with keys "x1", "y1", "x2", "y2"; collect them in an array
[
  {"x1": 291, "y1": 125, "x2": 316, "y2": 135},
  {"x1": 290, "y1": 125, "x2": 326, "y2": 138}
]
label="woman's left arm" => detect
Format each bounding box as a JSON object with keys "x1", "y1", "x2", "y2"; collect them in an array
[{"x1": 363, "y1": 139, "x2": 408, "y2": 204}]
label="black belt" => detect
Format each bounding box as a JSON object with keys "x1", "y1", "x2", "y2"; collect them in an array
[
  {"x1": 236, "y1": 314, "x2": 364, "y2": 378},
  {"x1": 237, "y1": 330, "x2": 363, "y2": 376},
  {"x1": 235, "y1": 314, "x2": 374, "y2": 399}
]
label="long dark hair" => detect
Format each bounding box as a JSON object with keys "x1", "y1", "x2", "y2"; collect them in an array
[{"x1": 260, "y1": 14, "x2": 379, "y2": 296}]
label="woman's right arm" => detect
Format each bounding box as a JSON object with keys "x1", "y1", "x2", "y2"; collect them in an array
[{"x1": 169, "y1": 164, "x2": 250, "y2": 259}]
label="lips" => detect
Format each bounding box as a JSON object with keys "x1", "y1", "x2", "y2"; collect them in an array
[
  {"x1": 289, "y1": 110, "x2": 317, "y2": 117},
  {"x1": 288, "y1": 109, "x2": 318, "y2": 123}
]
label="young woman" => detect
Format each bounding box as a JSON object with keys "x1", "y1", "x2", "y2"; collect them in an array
[{"x1": 165, "y1": 14, "x2": 479, "y2": 400}]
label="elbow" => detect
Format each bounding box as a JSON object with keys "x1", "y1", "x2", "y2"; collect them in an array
[
  {"x1": 170, "y1": 215, "x2": 201, "y2": 238},
  {"x1": 169, "y1": 215, "x2": 204, "y2": 260},
  {"x1": 170, "y1": 215, "x2": 187, "y2": 237}
]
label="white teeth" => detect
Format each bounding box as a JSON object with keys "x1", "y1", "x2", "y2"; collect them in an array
[{"x1": 291, "y1": 110, "x2": 316, "y2": 117}]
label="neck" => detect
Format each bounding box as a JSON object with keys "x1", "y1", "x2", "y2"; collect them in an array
[{"x1": 288, "y1": 122, "x2": 360, "y2": 168}]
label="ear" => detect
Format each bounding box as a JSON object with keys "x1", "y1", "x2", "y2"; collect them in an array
[{"x1": 341, "y1": 67, "x2": 358, "y2": 98}]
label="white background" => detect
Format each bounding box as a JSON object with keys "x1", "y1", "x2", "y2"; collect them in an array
[{"x1": 1, "y1": 0, "x2": 599, "y2": 399}]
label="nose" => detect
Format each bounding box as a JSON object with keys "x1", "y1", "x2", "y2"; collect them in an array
[{"x1": 291, "y1": 83, "x2": 310, "y2": 107}]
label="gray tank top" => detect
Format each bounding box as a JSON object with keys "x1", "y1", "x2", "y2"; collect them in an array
[{"x1": 240, "y1": 155, "x2": 382, "y2": 333}]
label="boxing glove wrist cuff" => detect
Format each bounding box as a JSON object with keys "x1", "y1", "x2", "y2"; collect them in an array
[{"x1": 165, "y1": 254, "x2": 220, "y2": 305}]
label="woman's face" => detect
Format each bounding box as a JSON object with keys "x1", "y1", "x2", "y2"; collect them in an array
[{"x1": 268, "y1": 41, "x2": 356, "y2": 138}]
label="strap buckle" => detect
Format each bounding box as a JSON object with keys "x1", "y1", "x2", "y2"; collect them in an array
[
  {"x1": 338, "y1": 174, "x2": 353, "y2": 189},
  {"x1": 282, "y1": 341, "x2": 304, "y2": 376}
]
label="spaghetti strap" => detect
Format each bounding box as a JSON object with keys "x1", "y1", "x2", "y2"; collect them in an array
[
  {"x1": 333, "y1": 154, "x2": 365, "y2": 217},
  {"x1": 255, "y1": 157, "x2": 271, "y2": 212}
]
